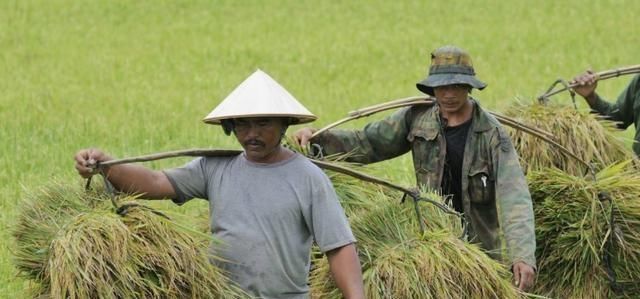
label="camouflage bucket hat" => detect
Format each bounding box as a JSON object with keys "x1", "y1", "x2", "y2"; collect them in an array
[{"x1": 416, "y1": 45, "x2": 487, "y2": 96}]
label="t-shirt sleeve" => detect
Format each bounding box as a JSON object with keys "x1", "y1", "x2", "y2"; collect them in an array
[
  {"x1": 307, "y1": 172, "x2": 356, "y2": 253},
  {"x1": 162, "y1": 157, "x2": 208, "y2": 205}
]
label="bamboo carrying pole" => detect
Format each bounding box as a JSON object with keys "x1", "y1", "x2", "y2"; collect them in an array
[
  {"x1": 311, "y1": 96, "x2": 435, "y2": 138},
  {"x1": 537, "y1": 64, "x2": 640, "y2": 101},
  {"x1": 310, "y1": 96, "x2": 590, "y2": 169},
  {"x1": 92, "y1": 149, "x2": 463, "y2": 222}
]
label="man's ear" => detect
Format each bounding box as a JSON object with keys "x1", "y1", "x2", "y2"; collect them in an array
[
  {"x1": 280, "y1": 118, "x2": 292, "y2": 137},
  {"x1": 221, "y1": 119, "x2": 234, "y2": 136}
]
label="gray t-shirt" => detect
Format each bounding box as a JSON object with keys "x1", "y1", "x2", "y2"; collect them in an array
[{"x1": 163, "y1": 153, "x2": 355, "y2": 299}]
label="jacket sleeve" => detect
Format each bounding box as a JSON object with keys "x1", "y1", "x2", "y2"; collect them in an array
[
  {"x1": 590, "y1": 74, "x2": 640, "y2": 129},
  {"x1": 312, "y1": 107, "x2": 413, "y2": 164},
  {"x1": 493, "y1": 127, "x2": 537, "y2": 268}
]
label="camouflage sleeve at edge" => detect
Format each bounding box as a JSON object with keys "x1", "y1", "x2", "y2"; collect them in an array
[
  {"x1": 592, "y1": 75, "x2": 640, "y2": 129},
  {"x1": 313, "y1": 108, "x2": 413, "y2": 164},
  {"x1": 494, "y1": 128, "x2": 537, "y2": 268}
]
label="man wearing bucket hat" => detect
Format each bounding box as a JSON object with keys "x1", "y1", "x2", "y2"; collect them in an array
[
  {"x1": 74, "y1": 70, "x2": 365, "y2": 299},
  {"x1": 293, "y1": 45, "x2": 537, "y2": 291},
  {"x1": 572, "y1": 70, "x2": 640, "y2": 156}
]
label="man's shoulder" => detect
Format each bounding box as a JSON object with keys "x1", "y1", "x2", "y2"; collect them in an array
[
  {"x1": 406, "y1": 104, "x2": 440, "y2": 128},
  {"x1": 408, "y1": 102, "x2": 438, "y2": 117},
  {"x1": 200, "y1": 154, "x2": 241, "y2": 167},
  {"x1": 472, "y1": 102, "x2": 500, "y2": 127},
  {"x1": 281, "y1": 153, "x2": 327, "y2": 177},
  {"x1": 277, "y1": 156, "x2": 336, "y2": 194}
]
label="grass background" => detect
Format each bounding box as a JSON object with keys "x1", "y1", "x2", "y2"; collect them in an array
[{"x1": 1, "y1": 0, "x2": 637, "y2": 296}]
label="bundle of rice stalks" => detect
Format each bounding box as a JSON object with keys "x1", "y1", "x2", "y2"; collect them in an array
[
  {"x1": 13, "y1": 184, "x2": 110, "y2": 281},
  {"x1": 13, "y1": 182, "x2": 248, "y2": 298},
  {"x1": 503, "y1": 101, "x2": 634, "y2": 175},
  {"x1": 310, "y1": 190, "x2": 522, "y2": 299},
  {"x1": 529, "y1": 161, "x2": 640, "y2": 298}
]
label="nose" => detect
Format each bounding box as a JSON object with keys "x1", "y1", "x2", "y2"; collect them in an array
[{"x1": 245, "y1": 125, "x2": 260, "y2": 138}]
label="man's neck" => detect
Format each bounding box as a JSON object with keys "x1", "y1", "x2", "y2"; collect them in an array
[
  {"x1": 245, "y1": 145, "x2": 295, "y2": 164},
  {"x1": 441, "y1": 100, "x2": 474, "y2": 127}
]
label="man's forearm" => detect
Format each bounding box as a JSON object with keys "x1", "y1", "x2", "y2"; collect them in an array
[
  {"x1": 326, "y1": 243, "x2": 365, "y2": 299},
  {"x1": 103, "y1": 164, "x2": 175, "y2": 199},
  {"x1": 583, "y1": 92, "x2": 599, "y2": 108}
]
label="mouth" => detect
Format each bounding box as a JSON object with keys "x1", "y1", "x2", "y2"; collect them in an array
[
  {"x1": 440, "y1": 102, "x2": 456, "y2": 107},
  {"x1": 244, "y1": 140, "x2": 265, "y2": 150}
]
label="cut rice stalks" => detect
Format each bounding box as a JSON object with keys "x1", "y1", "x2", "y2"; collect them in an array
[
  {"x1": 13, "y1": 182, "x2": 248, "y2": 298},
  {"x1": 529, "y1": 161, "x2": 640, "y2": 298},
  {"x1": 503, "y1": 101, "x2": 635, "y2": 176},
  {"x1": 310, "y1": 190, "x2": 524, "y2": 299}
]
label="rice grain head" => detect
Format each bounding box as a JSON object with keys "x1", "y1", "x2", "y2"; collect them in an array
[{"x1": 503, "y1": 101, "x2": 635, "y2": 175}]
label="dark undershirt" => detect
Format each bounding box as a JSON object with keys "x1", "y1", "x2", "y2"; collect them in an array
[{"x1": 441, "y1": 118, "x2": 472, "y2": 213}]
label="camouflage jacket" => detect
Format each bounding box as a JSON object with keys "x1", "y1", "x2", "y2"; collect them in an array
[
  {"x1": 589, "y1": 74, "x2": 640, "y2": 156},
  {"x1": 314, "y1": 100, "x2": 536, "y2": 267}
]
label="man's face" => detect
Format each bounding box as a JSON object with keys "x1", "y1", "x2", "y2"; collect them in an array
[
  {"x1": 233, "y1": 117, "x2": 287, "y2": 163},
  {"x1": 433, "y1": 84, "x2": 471, "y2": 114}
]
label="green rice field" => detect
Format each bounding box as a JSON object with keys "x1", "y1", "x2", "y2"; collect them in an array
[{"x1": 1, "y1": 0, "x2": 638, "y2": 296}]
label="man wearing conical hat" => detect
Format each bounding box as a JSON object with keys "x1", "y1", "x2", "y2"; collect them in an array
[
  {"x1": 294, "y1": 46, "x2": 537, "y2": 291},
  {"x1": 74, "y1": 70, "x2": 365, "y2": 299}
]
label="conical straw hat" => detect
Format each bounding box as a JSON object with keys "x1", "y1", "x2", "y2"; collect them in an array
[{"x1": 203, "y1": 69, "x2": 317, "y2": 125}]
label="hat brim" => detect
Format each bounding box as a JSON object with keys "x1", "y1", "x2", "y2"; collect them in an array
[
  {"x1": 416, "y1": 74, "x2": 487, "y2": 96},
  {"x1": 203, "y1": 113, "x2": 317, "y2": 125}
]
